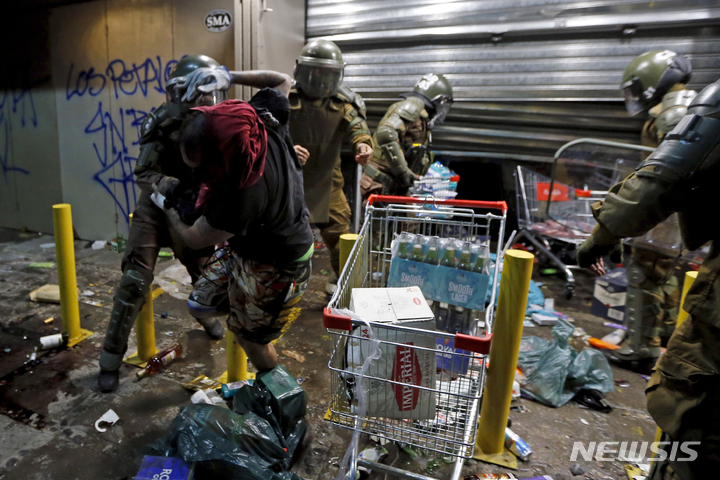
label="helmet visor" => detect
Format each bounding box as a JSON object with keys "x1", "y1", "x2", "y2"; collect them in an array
[
  {"x1": 295, "y1": 63, "x2": 343, "y2": 99},
  {"x1": 166, "y1": 79, "x2": 228, "y2": 119},
  {"x1": 428, "y1": 96, "x2": 453, "y2": 128},
  {"x1": 622, "y1": 79, "x2": 645, "y2": 116}
]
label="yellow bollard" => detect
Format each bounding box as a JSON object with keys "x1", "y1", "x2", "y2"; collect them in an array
[
  {"x1": 476, "y1": 249, "x2": 534, "y2": 461},
  {"x1": 52, "y1": 204, "x2": 92, "y2": 347},
  {"x1": 339, "y1": 233, "x2": 359, "y2": 275},
  {"x1": 124, "y1": 290, "x2": 160, "y2": 366},
  {"x1": 676, "y1": 270, "x2": 698, "y2": 327},
  {"x1": 225, "y1": 330, "x2": 249, "y2": 383}
]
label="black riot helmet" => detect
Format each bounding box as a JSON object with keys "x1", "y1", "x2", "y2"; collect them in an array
[
  {"x1": 165, "y1": 55, "x2": 229, "y2": 119},
  {"x1": 294, "y1": 39, "x2": 346, "y2": 99},
  {"x1": 401, "y1": 73, "x2": 454, "y2": 128}
]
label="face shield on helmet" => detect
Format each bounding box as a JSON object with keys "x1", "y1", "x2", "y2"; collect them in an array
[
  {"x1": 622, "y1": 78, "x2": 647, "y2": 117},
  {"x1": 428, "y1": 95, "x2": 453, "y2": 128},
  {"x1": 294, "y1": 59, "x2": 344, "y2": 99},
  {"x1": 166, "y1": 77, "x2": 228, "y2": 120}
]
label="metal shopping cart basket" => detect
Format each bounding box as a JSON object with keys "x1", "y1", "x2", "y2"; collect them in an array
[
  {"x1": 514, "y1": 138, "x2": 654, "y2": 299},
  {"x1": 323, "y1": 195, "x2": 507, "y2": 480}
]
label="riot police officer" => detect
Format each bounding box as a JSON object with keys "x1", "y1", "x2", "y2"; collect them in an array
[
  {"x1": 289, "y1": 40, "x2": 373, "y2": 294},
  {"x1": 577, "y1": 80, "x2": 720, "y2": 479},
  {"x1": 361, "y1": 73, "x2": 453, "y2": 197},
  {"x1": 607, "y1": 51, "x2": 695, "y2": 366},
  {"x1": 98, "y1": 55, "x2": 291, "y2": 392}
]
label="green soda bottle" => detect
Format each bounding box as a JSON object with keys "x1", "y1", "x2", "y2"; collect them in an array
[
  {"x1": 397, "y1": 233, "x2": 410, "y2": 259},
  {"x1": 410, "y1": 243, "x2": 425, "y2": 262},
  {"x1": 440, "y1": 245, "x2": 456, "y2": 268},
  {"x1": 457, "y1": 243, "x2": 473, "y2": 271}
]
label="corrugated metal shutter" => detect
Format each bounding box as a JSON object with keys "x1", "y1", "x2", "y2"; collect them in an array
[{"x1": 307, "y1": 0, "x2": 720, "y2": 163}]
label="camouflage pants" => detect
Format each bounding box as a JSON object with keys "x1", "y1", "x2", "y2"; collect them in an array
[
  {"x1": 316, "y1": 163, "x2": 350, "y2": 276},
  {"x1": 646, "y1": 315, "x2": 720, "y2": 479},
  {"x1": 192, "y1": 249, "x2": 311, "y2": 345},
  {"x1": 630, "y1": 247, "x2": 681, "y2": 347}
]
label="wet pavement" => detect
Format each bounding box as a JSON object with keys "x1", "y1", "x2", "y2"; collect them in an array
[{"x1": 0, "y1": 228, "x2": 657, "y2": 480}]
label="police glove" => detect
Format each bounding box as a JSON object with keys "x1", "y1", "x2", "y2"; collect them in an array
[
  {"x1": 576, "y1": 223, "x2": 619, "y2": 268},
  {"x1": 398, "y1": 171, "x2": 419, "y2": 190},
  {"x1": 180, "y1": 67, "x2": 232, "y2": 102}
]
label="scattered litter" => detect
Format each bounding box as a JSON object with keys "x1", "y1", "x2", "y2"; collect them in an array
[
  {"x1": 39, "y1": 333, "x2": 68, "y2": 350},
  {"x1": 182, "y1": 374, "x2": 222, "y2": 392},
  {"x1": 426, "y1": 458, "x2": 441, "y2": 472},
  {"x1": 615, "y1": 379, "x2": 630, "y2": 388},
  {"x1": 155, "y1": 262, "x2": 193, "y2": 300},
  {"x1": 505, "y1": 427, "x2": 532, "y2": 461},
  {"x1": 510, "y1": 405, "x2": 529, "y2": 413},
  {"x1": 640, "y1": 375, "x2": 651, "y2": 382},
  {"x1": 28, "y1": 284, "x2": 61, "y2": 304},
  {"x1": 95, "y1": 409, "x2": 120, "y2": 432},
  {"x1": 512, "y1": 379, "x2": 521, "y2": 399},
  {"x1": 519, "y1": 477, "x2": 555, "y2": 480},
  {"x1": 540, "y1": 267, "x2": 558, "y2": 276},
  {"x1": 358, "y1": 445, "x2": 388, "y2": 476},
  {"x1": 544, "y1": 298, "x2": 554, "y2": 311},
  {"x1": 29, "y1": 262, "x2": 54, "y2": 268},
  {"x1": 82, "y1": 300, "x2": 104, "y2": 307},
  {"x1": 464, "y1": 474, "x2": 517, "y2": 479},
  {"x1": 4, "y1": 348, "x2": 10, "y2": 353},
  {"x1": 44, "y1": 317, "x2": 54, "y2": 324},
  {"x1": 600, "y1": 328, "x2": 625, "y2": 346},
  {"x1": 531, "y1": 311, "x2": 557, "y2": 326},
  {"x1": 580, "y1": 418, "x2": 590, "y2": 425},
  {"x1": 134, "y1": 456, "x2": 194, "y2": 480},
  {"x1": 91, "y1": 240, "x2": 106, "y2": 250},
  {"x1": 161, "y1": 312, "x2": 168, "y2": 319},
  {"x1": 320, "y1": 269, "x2": 328, "y2": 275},
  {"x1": 81, "y1": 290, "x2": 95, "y2": 297},
  {"x1": 190, "y1": 389, "x2": 227, "y2": 408},
  {"x1": 523, "y1": 319, "x2": 535, "y2": 328},
  {"x1": 220, "y1": 380, "x2": 252, "y2": 399},
  {"x1": 603, "y1": 321, "x2": 627, "y2": 330},
  {"x1": 40, "y1": 243, "x2": 55, "y2": 249},
  {"x1": 372, "y1": 271, "x2": 383, "y2": 281},
  {"x1": 282, "y1": 349, "x2": 305, "y2": 363},
  {"x1": 570, "y1": 464, "x2": 585, "y2": 476},
  {"x1": 295, "y1": 376, "x2": 307, "y2": 385},
  {"x1": 369, "y1": 434, "x2": 390, "y2": 446},
  {"x1": 624, "y1": 463, "x2": 650, "y2": 479},
  {"x1": 589, "y1": 337, "x2": 620, "y2": 350},
  {"x1": 574, "y1": 388, "x2": 612, "y2": 413}
]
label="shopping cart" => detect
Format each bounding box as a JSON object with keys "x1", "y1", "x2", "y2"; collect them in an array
[
  {"x1": 324, "y1": 195, "x2": 507, "y2": 480},
  {"x1": 514, "y1": 138, "x2": 654, "y2": 299}
]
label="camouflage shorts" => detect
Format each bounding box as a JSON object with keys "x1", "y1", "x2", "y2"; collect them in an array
[{"x1": 192, "y1": 249, "x2": 310, "y2": 344}]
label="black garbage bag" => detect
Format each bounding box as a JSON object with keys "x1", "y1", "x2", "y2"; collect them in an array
[{"x1": 148, "y1": 366, "x2": 307, "y2": 480}]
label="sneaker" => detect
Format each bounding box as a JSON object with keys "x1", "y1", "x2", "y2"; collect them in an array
[
  {"x1": 325, "y1": 272, "x2": 338, "y2": 295},
  {"x1": 202, "y1": 319, "x2": 226, "y2": 340}
]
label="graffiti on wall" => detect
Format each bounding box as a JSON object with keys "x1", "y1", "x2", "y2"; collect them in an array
[
  {"x1": 65, "y1": 56, "x2": 178, "y2": 226},
  {"x1": 0, "y1": 87, "x2": 37, "y2": 181}
]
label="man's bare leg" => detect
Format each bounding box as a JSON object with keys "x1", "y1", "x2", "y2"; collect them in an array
[{"x1": 236, "y1": 334, "x2": 279, "y2": 371}]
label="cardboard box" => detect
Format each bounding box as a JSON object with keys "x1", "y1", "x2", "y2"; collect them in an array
[
  {"x1": 591, "y1": 268, "x2": 627, "y2": 323},
  {"x1": 349, "y1": 286, "x2": 435, "y2": 323},
  {"x1": 347, "y1": 287, "x2": 436, "y2": 420}
]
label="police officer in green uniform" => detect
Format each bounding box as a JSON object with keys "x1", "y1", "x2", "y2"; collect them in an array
[
  {"x1": 289, "y1": 39, "x2": 373, "y2": 294},
  {"x1": 361, "y1": 73, "x2": 453, "y2": 197},
  {"x1": 607, "y1": 51, "x2": 695, "y2": 366},
  {"x1": 98, "y1": 55, "x2": 291, "y2": 392},
  {"x1": 577, "y1": 80, "x2": 720, "y2": 479}
]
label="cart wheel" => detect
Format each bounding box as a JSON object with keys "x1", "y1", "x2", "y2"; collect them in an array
[{"x1": 565, "y1": 286, "x2": 574, "y2": 300}]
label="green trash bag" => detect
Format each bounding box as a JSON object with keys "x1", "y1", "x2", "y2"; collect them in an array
[
  {"x1": 148, "y1": 366, "x2": 307, "y2": 480},
  {"x1": 517, "y1": 319, "x2": 614, "y2": 407}
]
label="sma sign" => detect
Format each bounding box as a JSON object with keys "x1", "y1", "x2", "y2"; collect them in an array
[{"x1": 205, "y1": 9, "x2": 233, "y2": 33}]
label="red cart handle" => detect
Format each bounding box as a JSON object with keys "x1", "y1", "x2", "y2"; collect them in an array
[
  {"x1": 455, "y1": 332, "x2": 493, "y2": 355},
  {"x1": 324, "y1": 308, "x2": 353, "y2": 331},
  {"x1": 324, "y1": 308, "x2": 494, "y2": 355},
  {"x1": 366, "y1": 194, "x2": 507, "y2": 213}
]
